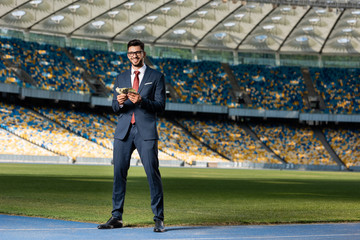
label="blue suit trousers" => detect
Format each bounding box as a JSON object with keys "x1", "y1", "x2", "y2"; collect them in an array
[{"x1": 112, "y1": 124, "x2": 164, "y2": 221}]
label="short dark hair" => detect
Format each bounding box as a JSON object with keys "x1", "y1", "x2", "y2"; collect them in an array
[{"x1": 127, "y1": 39, "x2": 144, "y2": 51}]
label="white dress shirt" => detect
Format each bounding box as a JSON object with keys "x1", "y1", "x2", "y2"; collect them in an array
[
  {"x1": 119, "y1": 64, "x2": 146, "y2": 108},
  {"x1": 131, "y1": 64, "x2": 147, "y2": 88}
]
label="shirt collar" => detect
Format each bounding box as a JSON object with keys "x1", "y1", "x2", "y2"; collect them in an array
[{"x1": 131, "y1": 64, "x2": 146, "y2": 75}]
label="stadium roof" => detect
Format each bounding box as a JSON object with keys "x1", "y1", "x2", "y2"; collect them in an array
[{"x1": 1, "y1": 0, "x2": 360, "y2": 54}]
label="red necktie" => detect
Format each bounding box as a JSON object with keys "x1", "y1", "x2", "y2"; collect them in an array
[{"x1": 131, "y1": 71, "x2": 140, "y2": 124}]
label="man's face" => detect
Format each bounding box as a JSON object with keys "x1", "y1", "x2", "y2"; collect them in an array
[{"x1": 127, "y1": 45, "x2": 145, "y2": 68}]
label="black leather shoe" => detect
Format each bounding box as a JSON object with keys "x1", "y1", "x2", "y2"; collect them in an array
[
  {"x1": 154, "y1": 220, "x2": 165, "y2": 232},
  {"x1": 97, "y1": 217, "x2": 123, "y2": 229}
]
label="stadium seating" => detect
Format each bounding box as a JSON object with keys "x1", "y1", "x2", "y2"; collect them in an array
[
  {"x1": 0, "y1": 101, "x2": 112, "y2": 160},
  {"x1": 149, "y1": 57, "x2": 234, "y2": 105},
  {"x1": 105, "y1": 113, "x2": 219, "y2": 163},
  {"x1": 0, "y1": 102, "x2": 56, "y2": 156},
  {"x1": 2, "y1": 36, "x2": 360, "y2": 115},
  {"x1": 1, "y1": 99, "x2": 358, "y2": 167},
  {"x1": 230, "y1": 64, "x2": 308, "y2": 111},
  {"x1": 249, "y1": 123, "x2": 333, "y2": 165},
  {"x1": 157, "y1": 118, "x2": 226, "y2": 164},
  {"x1": 323, "y1": 127, "x2": 360, "y2": 167},
  {"x1": 68, "y1": 48, "x2": 130, "y2": 92},
  {"x1": 0, "y1": 61, "x2": 30, "y2": 87},
  {"x1": 177, "y1": 118, "x2": 280, "y2": 163},
  {"x1": 309, "y1": 67, "x2": 360, "y2": 114},
  {"x1": 0, "y1": 37, "x2": 91, "y2": 94},
  {"x1": 33, "y1": 107, "x2": 177, "y2": 161},
  {"x1": 1, "y1": 36, "x2": 359, "y2": 168},
  {"x1": 34, "y1": 107, "x2": 115, "y2": 149},
  {"x1": 0, "y1": 128, "x2": 56, "y2": 156}
]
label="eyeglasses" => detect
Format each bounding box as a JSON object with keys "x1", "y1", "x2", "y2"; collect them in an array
[{"x1": 127, "y1": 51, "x2": 143, "y2": 56}]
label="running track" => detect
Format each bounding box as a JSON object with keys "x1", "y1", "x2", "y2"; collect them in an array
[{"x1": 1, "y1": 215, "x2": 360, "y2": 240}]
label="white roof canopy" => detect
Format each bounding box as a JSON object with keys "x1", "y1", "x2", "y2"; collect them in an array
[{"x1": 1, "y1": 0, "x2": 360, "y2": 54}]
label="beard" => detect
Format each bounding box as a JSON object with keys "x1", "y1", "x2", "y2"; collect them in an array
[{"x1": 131, "y1": 59, "x2": 144, "y2": 68}]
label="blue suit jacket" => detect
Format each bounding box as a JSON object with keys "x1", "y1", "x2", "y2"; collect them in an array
[{"x1": 112, "y1": 67, "x2": 166, "y2": 140}]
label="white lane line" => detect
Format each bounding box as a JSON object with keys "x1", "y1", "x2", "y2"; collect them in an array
[
  {"x1": 1, "y1": 229, "x2": 360, "y2": 240},
  {"x1": 143, "y1": 234, "x2": 360, "y2": 240},
  {"x1": 0, "y1": 228, "x2": 96, "y2": 231}
]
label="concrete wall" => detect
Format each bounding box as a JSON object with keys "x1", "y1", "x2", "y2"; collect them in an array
[
  {"x1": 0, "y1": 154, "x2": 71, "y2": 164},
  {"x1": 0, "y1": 154, "x2": 358, "y2": 172}
]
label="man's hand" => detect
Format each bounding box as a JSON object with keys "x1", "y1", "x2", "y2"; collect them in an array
[
  {"x1": 128, "y1": 92, "x2": 142, "y2": 104},
  {"x1": 117, "y1": 94, "x2": 128, "y2": 105}
]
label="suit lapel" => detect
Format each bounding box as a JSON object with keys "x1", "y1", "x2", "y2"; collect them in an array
[
  {"x1": 125, "y1": 70, "x2": 132, "y2": 88},
  {"x1": 138, "y1": 67, "x2": 151, "y2": 93}
]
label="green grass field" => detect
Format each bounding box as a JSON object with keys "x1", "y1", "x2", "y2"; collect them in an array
[{"x1": 0, "y1": 163, "x2": 359, "y2": 227}]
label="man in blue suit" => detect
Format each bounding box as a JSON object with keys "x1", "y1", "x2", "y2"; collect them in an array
[{"x1": 98, "y1": 39, "x2": 166, "y2": 232}]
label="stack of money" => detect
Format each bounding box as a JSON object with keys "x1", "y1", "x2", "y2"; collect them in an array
[{"x1": 115, "y1": 87, "x2": 138, "y2": 94}]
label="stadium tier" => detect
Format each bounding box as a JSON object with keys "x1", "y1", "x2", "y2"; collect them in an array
[
  {"x1": 0, "y1": 37, "x2": 91, "y2": 94},
  {"x1": 177, "y1": 118, "x2": 280, "y2": 164},
  {"x1": 150, "y1": 57, "x2": 234, "y2": 105},
  {"x1": 310, "y1": 67, "x2": 360, "y2": 114},
  {"x1": 0, "y1": 100, "x2": 358, "y2": 168},
  {"x1": 323, "y1": 127, "x2": 360, "y2": 167},
  {"x1": 68, "y1": 47, "x2": 130, "y2": 92},
  {"x1": 0, "y1": 60, "x2": 29, "y2": 87},
  {"x1": 104, "y1": 113, "x2": 223, "y2": 163},
  {"x1": 230, "y1": 64, "x2": 309, "y2": 111},
  {"x1": 34, "y1": 106, "x2": 115, "y2": 149},
  {"x1": 0, "y1": 128, "x2": 57, "y2": 156},
  {"x1": 0, "y1": 102, "x2": 181, "y2": 162},
  {"x1": 157, "y1": 118, "x2": 227, "y2": 164},
  {"x1": 249, "y1": 123, "x2": 333, "y2": 166},
  {"x1": 33, "y1": 106, "x2": 178, "y2": 161},
  {"x1": 0, "y1": 101, "x2": 112, "y2": 160},
  {"x1": 1, "y1": 36, "x2": 360, "y2": 114}
]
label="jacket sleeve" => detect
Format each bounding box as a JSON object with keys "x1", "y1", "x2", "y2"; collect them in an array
[{"x1": 112, "y1": 76, "x2": 128, "y2": 114}]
